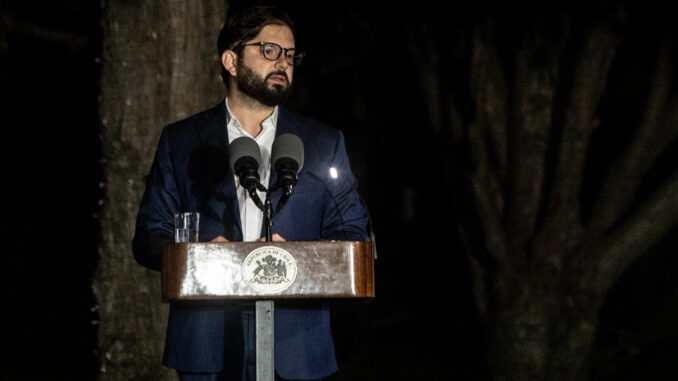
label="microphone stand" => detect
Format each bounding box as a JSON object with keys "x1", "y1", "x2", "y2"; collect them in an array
[
  {"x1": 251, "y1": 182, "x2": 289, "y2": 381},
  {"x1": 249, "y1": 181, "x2": 273, "y2": 242},
  {"x1": 264, "y1": 191, "x2": 273, "y2": 242},
  {"x1": 252, "y1": 182, "x2": 290, "y2": 243}
]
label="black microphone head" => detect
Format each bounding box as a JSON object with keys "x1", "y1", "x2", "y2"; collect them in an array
[
  {"x1": 229, "y1": 136, "x2": 262, "y2": 189},
  {"x1": 229, "y1": 136, "x2": 262, "y2": 173},
  {"x1": 272, "y1": 133, "x2": 304, "y2": 174}
]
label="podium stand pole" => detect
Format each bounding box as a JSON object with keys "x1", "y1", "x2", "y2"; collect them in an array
[
  {"x1": 258, "y1": 197, "x2": 275, "y2": 381},
  {"x1": 256, "y1": 300, "x2": 275, "y2": 381}
]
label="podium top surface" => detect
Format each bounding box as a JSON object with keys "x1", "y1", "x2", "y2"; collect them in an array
[{"x1": 162, "y1": 241, "x2": 374, "y2": 301}]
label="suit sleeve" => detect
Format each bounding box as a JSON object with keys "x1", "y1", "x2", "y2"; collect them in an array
[
  {"x1": 132, "y1": 127, "x2": 180, "y2": 271},
  {"x1": 319, "y1": 132, "x2": 368, "y2": 241}
]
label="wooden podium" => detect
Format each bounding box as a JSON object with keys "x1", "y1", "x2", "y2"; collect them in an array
[{"x1": 162, "y1": 241, "x2": 375, "y2": 380}]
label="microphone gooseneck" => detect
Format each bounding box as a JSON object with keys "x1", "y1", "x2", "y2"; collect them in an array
[
  {"x1": 305, "y1": 170, "x2": 373, "y2": 251},
  {"x1": 359, "y1": 194, "x2": 378, "y2": 259}
]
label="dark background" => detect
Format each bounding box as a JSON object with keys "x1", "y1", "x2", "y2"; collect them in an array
[{"x1": 1, "y1": 1, "x2": 676, "y2": 380}]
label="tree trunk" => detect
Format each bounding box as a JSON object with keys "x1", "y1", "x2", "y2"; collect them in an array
[
  {"x1": 94, "y1": 1, "x2": 225, "y2": 379},
  {"x1": 485, "y1": 261, "x2": 600, "y2": 381},
  {"x1": 407, "y1": 4, "x2": 678, "y2": 380}
]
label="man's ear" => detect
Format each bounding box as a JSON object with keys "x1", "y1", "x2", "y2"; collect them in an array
[{"x1": 221, "y1": 50, "x2": 238, "y2": 77}]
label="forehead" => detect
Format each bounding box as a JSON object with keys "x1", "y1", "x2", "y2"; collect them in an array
[{"x1": 251, "y1": 24, "x2": 295, "y2": 48}]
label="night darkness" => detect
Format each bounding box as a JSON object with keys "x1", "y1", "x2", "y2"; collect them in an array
[{"x1": 1, "y1": 1, "x2": 677, "y2": 380}]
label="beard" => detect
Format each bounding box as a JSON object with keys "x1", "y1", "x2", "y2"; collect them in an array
[{"x1": 236, "y1": 62, "x2": 292, "y2": 107}]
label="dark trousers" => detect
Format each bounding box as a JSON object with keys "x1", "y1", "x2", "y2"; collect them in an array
[
  {"x1": 177, "y1": 312, "x2": 323, "y2": 381},
  {"x1": 177, "y1": 371, "x2": 323, "y2": 381}
]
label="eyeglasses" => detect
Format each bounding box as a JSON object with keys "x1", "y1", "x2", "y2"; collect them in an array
[{"x1": 238, "y1": 41, "x2": 305, "y2": 66}]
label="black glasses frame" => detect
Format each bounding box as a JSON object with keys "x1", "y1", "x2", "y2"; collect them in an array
[{"x1": 237, "y1": 41, "x2": 305, "y2": 66}]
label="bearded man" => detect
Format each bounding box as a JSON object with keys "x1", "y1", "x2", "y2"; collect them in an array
[{"x1": 132, "y1": 5, "x2": 368, "y2": 381}]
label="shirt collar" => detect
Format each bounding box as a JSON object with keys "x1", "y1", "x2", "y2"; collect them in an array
[{"x1": 225, "y1": 98, "x2": 278, "y2": 142}]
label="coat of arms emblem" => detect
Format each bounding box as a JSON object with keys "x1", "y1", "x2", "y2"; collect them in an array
[{"x1": 242, "y1": 246, "x2": 297, "y2": 293}]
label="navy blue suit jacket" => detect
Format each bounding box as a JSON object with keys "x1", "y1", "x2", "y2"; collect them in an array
[{"x1": 132, "y1": 101, "x2": 367, "y2": 379}]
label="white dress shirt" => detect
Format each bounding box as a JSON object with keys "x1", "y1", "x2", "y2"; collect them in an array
[{"x1": 225, "y1": 98, "x2": 278, "y2": 242}]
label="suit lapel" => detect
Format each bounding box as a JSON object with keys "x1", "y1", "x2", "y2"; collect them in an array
[
  {"x1": 269, "y1": 107, "x2": 302, "y2": 189},
  {"x1": 263, "y1": 108, "x2": 303, "y2": 234},
  {"x1": 197, "y1": 101, "x2": 243, "y2": 240}
]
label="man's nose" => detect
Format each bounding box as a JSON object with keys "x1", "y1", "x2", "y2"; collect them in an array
[{"x1": 274, "y1": 54, "x2": 289, "y2": 69}]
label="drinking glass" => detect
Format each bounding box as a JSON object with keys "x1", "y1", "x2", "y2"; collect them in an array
[{"x1": 174, "y1": 212, "x2": 199, "y2": 243}]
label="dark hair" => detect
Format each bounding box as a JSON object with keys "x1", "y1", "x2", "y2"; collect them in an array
[{"x1": 217, "y1": 5, "x2": 296, "y2": 89}]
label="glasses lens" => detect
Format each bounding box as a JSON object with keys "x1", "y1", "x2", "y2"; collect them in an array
[
  {"x1": 261, "y1": 43, "x2": 281, "y2": 60},
  {"x1": 258, "y1": 42, "x2": 302, "y2": 66}
]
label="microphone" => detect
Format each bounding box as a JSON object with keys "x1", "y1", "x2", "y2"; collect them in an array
[
  {"x1": 271, "y1": 133, "x2": 304, "y2": 212},
  {"x1": 272, "y1": 133, "x2": 304, "y2": 187},
  {"x1": 229, "y1": 136, "x2": 265, "y2": 211}
]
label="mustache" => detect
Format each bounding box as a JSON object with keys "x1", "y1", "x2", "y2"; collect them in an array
[{"x1": 266, "y1": 71, "x2": 289, "y2": 83}]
